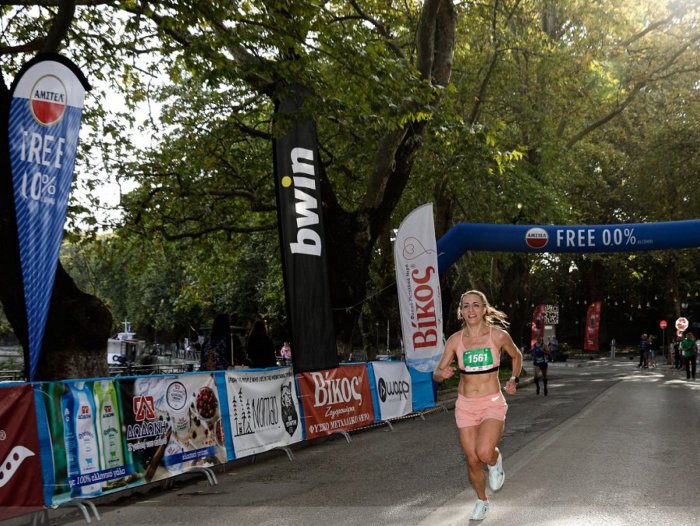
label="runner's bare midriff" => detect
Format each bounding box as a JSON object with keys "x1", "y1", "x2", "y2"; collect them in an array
[{"x1": 459, "y1": 372, "x2": 501, "y2": 397}]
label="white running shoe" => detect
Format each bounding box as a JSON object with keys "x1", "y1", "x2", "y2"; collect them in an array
[
  {"x1": 488, "y1": 451, "x2": 505, "y2": 492},
  {"x1": 469, "y1": 499, "x2": 489, "y2": 520}
]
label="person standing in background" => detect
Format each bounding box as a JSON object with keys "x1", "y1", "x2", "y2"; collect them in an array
[
  {"x1": 280, "y1": 341, "x2": 292, "y2": 365},
  {"x1": 247, "y1": 320, "x2": 277, "y2": 368},
  {"x1": 680, "y1": 331, "x2": 697, "y2": 380},
  {"x1": 648, "y1": 335, "x2": 657, "y2": 368},
  {"x1": 200, "y1": 314, "x2": 233, "y2": 371},
  {"x1": 638, "y1": 334, "x2": 649, "y2": 369},
  {"x1": 547, "y1": 335, "x2": 558, "y2": 362},
  {"x1": 673, "y1": 336, "x2": 682, "y2": 369}
]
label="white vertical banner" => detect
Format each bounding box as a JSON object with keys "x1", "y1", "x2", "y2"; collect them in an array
[
  {"x1": 394, "y1": 203, "x2": 443, "y2": 372},
  {"x1": 370, "y1": 361, "x2": 412, "y2": 420},
  {"x1": 224, "y1": 367, "x2": 302, "y2": 458}
]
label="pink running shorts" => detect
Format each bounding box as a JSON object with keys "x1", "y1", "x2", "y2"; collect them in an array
[{"x1": 455, "y1": 391, "x2": 508, "y2": 428}]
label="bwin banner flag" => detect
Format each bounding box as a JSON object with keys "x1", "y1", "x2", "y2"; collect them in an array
[
  {"x1": 7, "y1": 54, "x2": 90, "y2": 380},
  {"x1": 273, "y1": 85, "x2": 337, "y2": 373}
]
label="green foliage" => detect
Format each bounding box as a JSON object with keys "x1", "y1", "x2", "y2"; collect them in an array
[{"x1": 6, "y1": 0, "x2": 700, "y2": 352}]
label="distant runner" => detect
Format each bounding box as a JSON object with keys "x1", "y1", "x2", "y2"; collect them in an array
[{"x1": 532, "y1": 336, "x2": 549, "y2": 395}]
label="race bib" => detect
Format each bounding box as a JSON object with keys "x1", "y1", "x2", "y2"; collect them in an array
[{"x1": 462, "y1": 347, "x2": 494, "y2": 372}]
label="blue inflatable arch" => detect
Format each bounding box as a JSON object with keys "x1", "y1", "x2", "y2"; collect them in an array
[{"x1": 437, "y1": 220, "x2": 700, "y2": 273}]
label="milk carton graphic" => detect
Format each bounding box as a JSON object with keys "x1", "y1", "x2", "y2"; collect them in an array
[
  {"x1": 93, "y1": 380, "x2": 125, "y2": 482},
  {"x1": 62, "y1": 382, "x2": 102, "y2": 497}
]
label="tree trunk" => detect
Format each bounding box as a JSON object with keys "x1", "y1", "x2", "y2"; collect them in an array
[
  {"x1": 326, "y1": 0, "x2": 456, "y2": 353},
  {"x1": 498, "y1": 255, "x2": 531, "y2": 348}
]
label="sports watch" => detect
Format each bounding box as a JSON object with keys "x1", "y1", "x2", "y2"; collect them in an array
[{"x1": 509, "y1": 376, "x2": 519, "y2": 385}]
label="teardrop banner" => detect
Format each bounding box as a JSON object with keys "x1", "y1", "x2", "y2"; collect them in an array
[
  {"x1": 272, "y1": 85, "x2": 337, "y2": 373},
  {"x1": 584, "y1": 301, "x2": 603, "y2": 351},
  {"x1": 393, "y1": 203, "x2": 443, "y2": 373},
  {"x1": 7, "y1": 53, "x2": 90, "y2": 380}
]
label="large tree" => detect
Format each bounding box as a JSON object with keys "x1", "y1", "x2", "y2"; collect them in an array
[
  {"x1": 0, "y1": 0, "x2": 457, "y2": 373},
  {"x1": 4, "y1": 0, "x2": 700, "y2": 380},
  {"x1": 89, "y1": 0, "x2": 459, "y2": 357}
]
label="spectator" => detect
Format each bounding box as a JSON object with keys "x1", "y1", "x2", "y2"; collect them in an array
[
  {"x1": 648, "y1": 335, "x2": 657, "y2": 368},
  {"x1": 247, "y1": 320, "x2": 277, "y2": 368},
  {"x1": 673, "y1": 336, "x2": 682, "y2": 369},
  {"x1": 200, "y1": 314, "x2": 233, "y2": 371},
  {"x1": 280, "y1": 341, "x2": 292, "y2": 365},
  {"x1": 680, "y1": 331, "x2": 697, "y2": 380},
  {"x1": 638, "y1": 333, "x2": 649, "y2": 369},
  {"x1": 547, "y1": 336, "x2": 559, "y2": 362}
]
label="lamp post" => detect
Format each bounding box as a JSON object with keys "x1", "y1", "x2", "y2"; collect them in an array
[
  {"x1": 659, "y1": 319, "x2": 667, "y2": 358},
  {"x1": 386, "y1": 320, "x2": 390, "y2": 354}
]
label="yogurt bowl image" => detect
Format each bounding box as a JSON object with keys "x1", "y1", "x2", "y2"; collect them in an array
[{"x1": 194, "y1": 386, "x2": 219, "y2": 421}]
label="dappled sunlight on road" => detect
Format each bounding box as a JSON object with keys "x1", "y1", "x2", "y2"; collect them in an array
[
  {"x1": 621, "y1": 372, "x2": 664, "y2": 382},
  {"x1": 611, "y1": 362, "x2": 700, "y2": 390},
  {"x1": 532, "y1": 360, "x2": 700, "y2": 392},
  {"x1": 661, "y1": 377, "x2": 700, "y2": 390}
]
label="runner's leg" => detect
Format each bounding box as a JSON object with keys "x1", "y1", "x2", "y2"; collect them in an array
[{"x1": 459, "y1": 425, "x2": 488, "y2": 501}]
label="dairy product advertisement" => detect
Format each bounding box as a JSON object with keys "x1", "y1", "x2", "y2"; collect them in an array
[
  {"x1": 36, "y1": 379, "x2": 138, "y2": 505},
  {"x1": 118, "y1": 373, "x2": 227, "y2": 482}
]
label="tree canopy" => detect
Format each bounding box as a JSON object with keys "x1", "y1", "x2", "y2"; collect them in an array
[{"x1": 3, "y1": 0, "x2": 700, "y2": 378}]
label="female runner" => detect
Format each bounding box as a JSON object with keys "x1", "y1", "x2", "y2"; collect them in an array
[{"x1": 433, "y1": 290, "x2": 522, "y2": 521}]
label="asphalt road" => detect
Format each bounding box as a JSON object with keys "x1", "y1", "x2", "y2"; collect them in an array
[{"x1": 30, "y1": 358, "x2": 700, "y2": 526}]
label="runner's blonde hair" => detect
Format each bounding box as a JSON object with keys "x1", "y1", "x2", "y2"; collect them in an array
[{"x1": 458, "y1": 290, "x2": 510, "y2": 328}]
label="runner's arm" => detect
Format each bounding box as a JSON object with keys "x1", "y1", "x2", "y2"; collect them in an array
[
  {"x1": 433, "y1": 334, "x2": 457, "y2": 382},
  {"x1": 495, "y1": 328, "x2": 522, "y2": 393}
]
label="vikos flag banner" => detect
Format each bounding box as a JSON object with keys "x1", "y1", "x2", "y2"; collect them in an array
[
  {"x1": 394, "y1": 203, "x2": 443, "y2": 372},
  {"x1": 584, "y1": 301, "x2": 602, "y2": 351},
  {"x1": 531, "y1": 303, "x2": 545, "y2": 349},
  {"x1": 273, "y1": 86, "x2": 337, "y2": 373},
  {"x1": 7, "y1": 54, "x2": 90, "y2": 380}
]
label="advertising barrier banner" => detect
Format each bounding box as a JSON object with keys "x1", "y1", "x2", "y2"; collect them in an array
[
  {"x1": 368, "y1": 361, "x2": 412, "y2": 421},
  {"x1": 36, "y1": 379, "x2": 138, "y2": 505},
  {"x1": 119, "y1": 373, "x2": 227, "y2": 483},
  {"x1": 407, "y1": 366, "x2": 436, "y2": 411},
  {"x1": 6, "y1": 363, "x2": 442, "y2": 517},
  {"x1": 0, "y1": 384, "x2": 43, "y2": 519},
  {"x1": 297, "y1": 364, "x2": 374, "y2": 439},
  {"x1": 7, "y1": 54, "x2": 90, "y2": 380},
  {"x1": 223, "y1": 367, "x2": 303, "y2": 459},
  {"x1": 37, "y1": 374, "x2": 227, "y2": 506}
]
